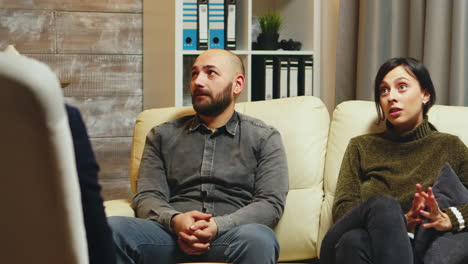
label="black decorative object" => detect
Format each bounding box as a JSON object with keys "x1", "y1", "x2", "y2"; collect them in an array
[
  {"x1": 257, "y1": 32, "x2": 279, "y2": 50},
  {"x1": 279, "y1": 39, "x2": 302, "y2": 51}
]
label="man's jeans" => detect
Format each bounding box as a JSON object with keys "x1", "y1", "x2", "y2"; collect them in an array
[{"x1": 108, "y1": 216, "x2": 279, "y2": 264}]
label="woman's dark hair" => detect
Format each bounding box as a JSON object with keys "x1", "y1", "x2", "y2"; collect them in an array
[{"x1": 374, "y1": 57, "x2": 436, "y2": 121}]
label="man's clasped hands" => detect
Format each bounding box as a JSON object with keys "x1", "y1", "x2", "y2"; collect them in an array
[{"x1": 171, "y1": 211, "x2": 219, "y2": 255}]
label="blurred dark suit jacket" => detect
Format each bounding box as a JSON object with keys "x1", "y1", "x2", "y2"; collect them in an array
[{"x1": 66, "y1": 104, "x2": 116, "y2": 264}]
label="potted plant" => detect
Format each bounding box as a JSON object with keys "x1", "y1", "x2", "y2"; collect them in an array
[{"x1": 257, "y1": 11, "x2": 282, "y2": 50}]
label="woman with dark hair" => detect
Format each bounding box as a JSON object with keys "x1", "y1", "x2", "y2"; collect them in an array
[{"x1": 320, "y1": 57, "x2": 468, "y2": 264}]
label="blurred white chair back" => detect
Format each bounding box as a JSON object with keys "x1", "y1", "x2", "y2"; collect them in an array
[{"x1": 0, "y1": 53, "x2": 88, "y2": 263}]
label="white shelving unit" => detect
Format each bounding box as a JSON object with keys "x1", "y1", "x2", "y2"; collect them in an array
[{"x1": 144, "y1": 0, "x2": 321, "y2": 109}]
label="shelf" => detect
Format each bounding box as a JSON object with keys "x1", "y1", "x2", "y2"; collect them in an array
[
  {"x1": 182, "y1": 50, "x2": 251, "y2": 55},
  {"x1": 251, "y1": 50, "x2": 314, "y2": 56},
  {"x1": 182, "y1": 50, "x2": 314, "y2": 56},
  {"x1": 144, "y1": 0, "x2": 321, "y2": 108}
]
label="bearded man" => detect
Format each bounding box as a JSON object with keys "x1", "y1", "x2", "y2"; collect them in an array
[{"x1": 108, "y1": 49, "x2": 289, "y2": 264}]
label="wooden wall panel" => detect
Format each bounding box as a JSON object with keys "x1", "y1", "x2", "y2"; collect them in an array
[
  {"x1": 0, "y1": 0, "x2": 142, "y2": 12},
  {"x1": 0, "y1": 4, "x2": 143, "y2": 201},
  {"x1": 56, "y1": 12, "x2": 142, "y2": 54},
  {"x1": 59, "y1": 0, "x2": 142, "y2": 13},
  {"x1": 65, "y1": 96, "x2": 141, "y2": 137},
  {"x1": 0, "y1": 0, "x2": 56, "y2": 9},
  {"x1": 100, "y1": 178, "x2": 132, "y2": 201},
  {"x1": 0, "y1": 9, "x2": 55, "y2": 53},
  {"x1": 29, "y1": 54, "x2": 142, "y2": 97},
  {"x1": 91, "y1": 137, "x2": 133, "y2": 201}
]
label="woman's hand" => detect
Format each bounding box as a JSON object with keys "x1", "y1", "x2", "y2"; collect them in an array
[
  {"x1": 405, "y1": 184, "x2": 425, "y2": 232},
  {"x1": 419, "y1": 187, "x2": 453, "y2": 231}
]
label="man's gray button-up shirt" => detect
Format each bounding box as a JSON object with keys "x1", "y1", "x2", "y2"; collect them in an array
[{"x1": 132, "y1": 112, "x2": 289, "y2": 234}]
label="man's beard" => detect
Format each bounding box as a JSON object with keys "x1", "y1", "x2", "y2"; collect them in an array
[{"x1": 192, "y1": 82, "x2": 233, "y2": 117}]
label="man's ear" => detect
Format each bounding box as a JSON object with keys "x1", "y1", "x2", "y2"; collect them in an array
[{"x1": 233, "y1": 74, "x2": 245, "y2": 96}]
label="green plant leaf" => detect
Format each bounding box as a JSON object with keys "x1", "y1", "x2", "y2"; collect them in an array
[{"x1": 258, "y1": 11, "x2": 282, "y2": 33}]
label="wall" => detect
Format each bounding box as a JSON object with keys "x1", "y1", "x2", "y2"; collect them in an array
[
  {"x1": 320, "y1": 0, "x2": 339, "y2": 114},
  {"x1": 0, "y1": 0, "x2": 143, "y2": 200}
]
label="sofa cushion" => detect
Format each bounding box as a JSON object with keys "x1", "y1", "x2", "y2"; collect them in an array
[
  {"x1": 433, "y1": 163, "x2": 468, "y2": 209},
  {"x1": 319, "y1": 100, "x2": 385, "y2": 255},
  {"x1": 425, "y1": 105, "x2": 468, "y2": 145},
  {"x1": 129, "y1": 96, "x2": 330, "y2": 261},
  {"x1": 104, "y1": 199, "x2": 134, "y2": 217},
  {"x1": 240, "y1": 97, "x2": 329, "y2": 261}
]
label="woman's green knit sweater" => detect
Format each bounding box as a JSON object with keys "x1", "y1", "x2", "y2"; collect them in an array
[{"x1": 333, "y1": 119, "x2": 468, "y2": 231}]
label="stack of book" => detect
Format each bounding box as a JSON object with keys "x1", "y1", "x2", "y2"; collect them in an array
[{"x1": 251, "y1": 55, "x2": 314, "y2": 101}]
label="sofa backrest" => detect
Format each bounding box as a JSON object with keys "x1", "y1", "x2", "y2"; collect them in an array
[
  {"x1": 318, "y1": 100, "x2": 468, "y2": 257},
  {"x1": 129, "y1": 96, "x2": 330, "y2": 261}
]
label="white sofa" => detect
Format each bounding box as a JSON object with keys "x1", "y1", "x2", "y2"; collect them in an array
[{"x1": 105, "y1": 96, "x2": 468, "y2": 263}]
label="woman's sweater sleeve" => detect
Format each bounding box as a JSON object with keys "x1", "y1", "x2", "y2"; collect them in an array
[{"x1": 332, "y1": 138, "x2": 363, "y2": 223}]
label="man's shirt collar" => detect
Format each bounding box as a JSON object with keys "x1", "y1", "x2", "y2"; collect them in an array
[{"x1": 188, "y1": 112, "x2": 239, "y2": 136}]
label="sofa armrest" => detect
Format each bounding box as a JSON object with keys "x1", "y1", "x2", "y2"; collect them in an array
[{"x1": 104, "y1": 199, "x2": 135, "y2": 217}]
